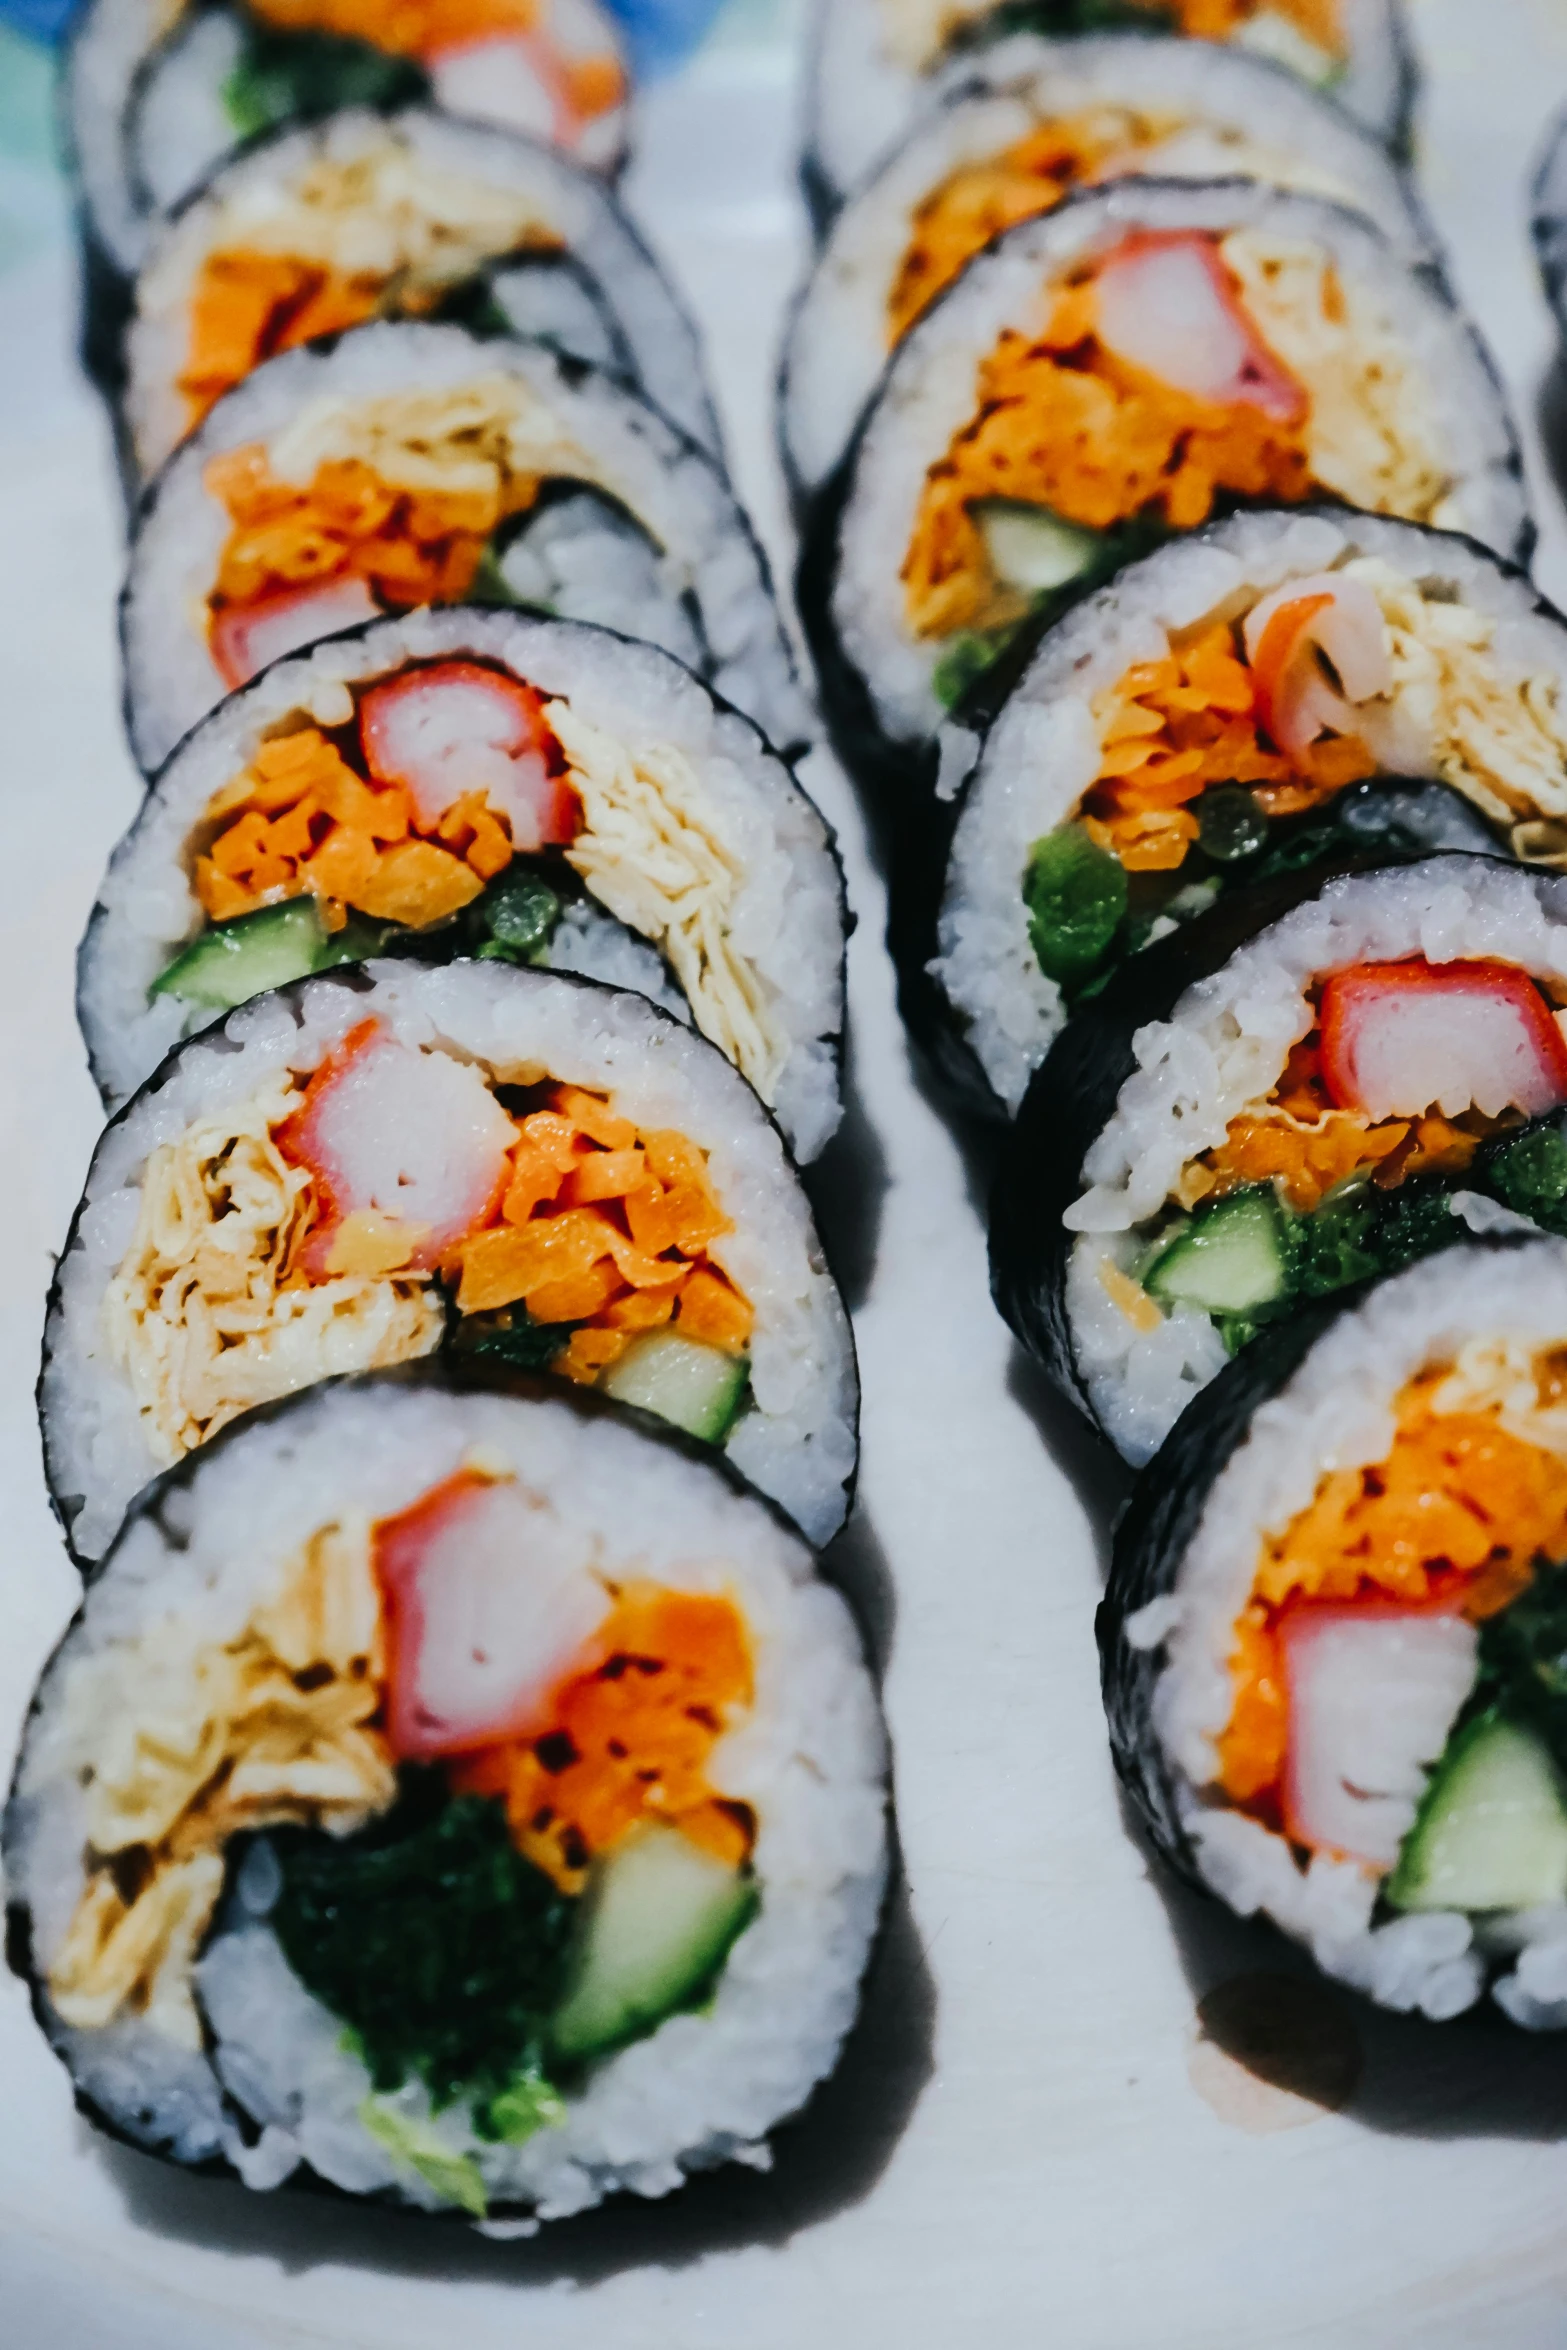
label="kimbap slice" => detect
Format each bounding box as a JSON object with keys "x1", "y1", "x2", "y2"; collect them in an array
[
  {"x1": 81, "y1": 606, "x2": 847, "y2": 1159},
  {"x1": 782, "y1": 31, "x2": 1435, "y2": 507},
  {"x1": 928, "y1": 508, "x2": 1567, "y2": 1116},
  {"x1": 1102, "y1": 1235, "x2": 1567, "y2": 2026},
  {"x1": 5, "y1": 1367, "x2": 888, "y2": 2213},
  {"x1": 805, "y1": 181, "x2": 1525, "y2": 790},
  {"x1": 125, "y1": 108, "x2": 722, "y2": 488},
  {"x1": 803, "y1": 0, "x2": 1415, "y2": 224},
  {"x1": 42, "y1": 959, "x2": 859, "y2": 1565},
  {"x1": 65, "y1": 0, "x2": 630, "y2": 289},
  {"x1": 990, "y1": 854, "x2": 1567, "y2": 1466},
  {"x1": 123, "y1": 322, "x2": 810, "y2": 775}
]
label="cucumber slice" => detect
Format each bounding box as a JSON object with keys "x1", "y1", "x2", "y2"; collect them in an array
[
  {"x1": 1143, "y1": 1187, "x2": 1290, "y2": 1316},
  {"x1": 1387, "y1": 1713, "x2": 1567, "y2": 1913},
  {"x1": 601, "y1": 1332, "x2": 748, "y2": 1441},
  {"x1": 149, "y1": 898, "x2": 329, "y2": 1010},
  {"x1": 975, "y1": 501, "x2": 1102, "y2": 595},
  {"x1": 550, "y1": 1826, "x2": 757, "y2": 2064}
]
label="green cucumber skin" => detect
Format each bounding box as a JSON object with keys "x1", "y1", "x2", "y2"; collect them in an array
[
  {"x1": 149, "y1": 900, "x2": 328, "y2": 1010},
  {"x1": 1143, "y1": 1189, "x2": 1289, "y2": 1317},
  {"x1": 1388, "y1": 1711, "x2": 1567, "y2": 1914},
  {"x1": 550, "y1": 1829, "x2": 758, "y2": 2064},
  {"x1": 602, "y1": 1334, "x2": 749, "y2": 1442}
]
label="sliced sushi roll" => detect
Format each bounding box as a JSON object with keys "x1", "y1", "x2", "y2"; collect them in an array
[
  {"x1": 125, "y1": 108, "x2": 721, "y2": 488},
  {"x1": 802, "y1": 181, "x2": 1526, "y2": 795},
  {"x1": 782, "y1": 33, "x2": 1434, "y2": 508},
  {"x1": 5, "y1": 1365, "x2": 888, "y2": 2214},
  {"x1": 923, "y1": 508, "x2": 1567, "y2": 1120},
  {"x1": 42, "y1": 959, "x2": 858, "y2": 1566},
  {"x1": 1102, "y1": 1235, "x2": 1567, "y2": 2026},
  {"x1": 80, "y1": 606, "x2": 846, "y2": 1162},
  {"x1": 803, "y1": 0, "x2": 1415, "y2": 224},
  {"x1": 65, "y1": 0, "x2": 630, "y2": 298},
  {"x1": 990, "y1": 853, "x2": 1567, "y2": 1467},
  {"x1": 122, "y1": 322, "x2": 810, "y2": 777}
]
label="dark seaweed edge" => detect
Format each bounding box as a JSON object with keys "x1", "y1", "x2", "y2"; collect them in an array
[
  {"x1": 903, "y1": 505, "x2": 1562, "y2": 1124},
  {"x1": 985, "y1": 848, "x2": 1517, "y2": 1437},
  {"x1": 1095, "y1": 1232, "x2": 1544, "y2": 1890},
  {"x1": 79, "y1": 602, "x2": 848, "y2": 1152},
  {"x1": 41, "y1": 959, "x2": 861, "y2": 1573},
  {"x1": 119, "y1": 329, "x2": 811, "y2": 781},
  {"x1": 7, "y1": 1356, "x2": 890, "y2": 2223}
]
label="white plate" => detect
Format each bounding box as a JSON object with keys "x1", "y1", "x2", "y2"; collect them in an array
[{"x1": 7, "y1": 0, "x2": 1567, "y2": 2341}]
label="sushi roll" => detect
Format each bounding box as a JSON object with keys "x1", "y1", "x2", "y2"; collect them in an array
[
  {"x1": 801, "y1": 181, "x2": 1526, "y2": 796},
  {"x1": 990, "y1": 853, "x2": 1567, "y2": 1467},
  {"x1": 80, "y1": 606, "x2": 847, "y2": 1162},
  {"x1": 65, "y1": 0, "x2": 630, "y2": 307},
  {"x1": 782, "y1": 32, "x2": 1435, "y2": 509},
  {"x1": 42, "y1": 958, "x2": 859, "y2": 1565},
  {"x1": 122, "y1": 322, "x2": 811, "y2": 777},
  {"x1": 1102, "y1": 1235, "x2": 1567, "y2": 2026},
  {"x1": 5, "y1": 1365, "x2": 888, "y2": 2213},
  {"x1": 803, "y1": 0, "x2": 1416, "y2": 225},
  {"x1": 124, "y1": 108, "x2": 721, "y2": 488},
  {"x1": 922, "y1": 508, "x2": 1567, "y2": 1120}
]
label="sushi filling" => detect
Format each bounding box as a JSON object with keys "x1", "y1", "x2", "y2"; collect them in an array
[
  {"x1": 166, "y1": 144, "x2": 569, "y2": 437},
  {"x1": 151, "y1": 656, "x2": 790, "y2": 1102},
  {"x1": 883, "y1": 0, "x2": 1343, "y2": 79},
  {"x1": 905, "y1": 228, "x2": 1448, "y2": 704},
  {"x1": 1200, "y1": 1341, "x2": 1567, "y2": 1928},
  {"x1": 103, "y1": 1034, "x2": 757, "y2": 1460},
  {"x1": 172, "y1": 0, "x2": 625, "y2": 170},
  {"x1": 201, "y1": 378, "x2": 708, "y2": 693},
  {"x1": 887, "y1": 105, "x2": 1357, "y2": 346},
  {"x1": 1090, "y1": 957, "x2": 1567, "y2": 1353},
  {"x1": 44, "y1": 1468, "x2": 760, "y2": 2201},
  {"x1": 1021, "y1": 562, "x2": 1567, "y2": 999}
]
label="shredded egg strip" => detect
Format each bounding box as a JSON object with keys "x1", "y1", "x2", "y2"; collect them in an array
[
  {"x1": 551, "y1": 700, "x2": 789, "y2": 1102},
  {"x1": 101, "y1": 1068, "x2": 443, "y2": 1465}
]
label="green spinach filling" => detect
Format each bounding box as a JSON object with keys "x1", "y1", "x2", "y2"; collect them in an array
[
  {"x1": 270, "y1": 1774, "x2": 574, "y2": 2142},
  {"x1": 223, "y1": 21, "x2": 429, "y2": 141}
]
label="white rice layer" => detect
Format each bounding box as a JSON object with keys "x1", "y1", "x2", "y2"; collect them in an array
[
  {"x1": 832, "y1": 179, "x2": 1524, "y2": 750},
  {"x1": 935, "y1": 509, "x2": 1565, "y2": 1113},
  {"x1": 8, "y1": 1376, "x2": 888, "y2": 2216},
  {"x1": 803, "y1": 0, "x2": 1412, "y2": 213},
  {"x1": 783, "y1": 32, "x2": 1432, "y2": 498},
  {"x1": 126, "y1": 107, "x2": 719, "y2": 481},
  {"x1": 1065, "y1": 855, "x2": 1567, "y2": 1461},
  {"x1": 123, "y1": 322, "x2": 810, "y2": 775},
  {"x1": 44, "y1": 959, "x2": 859, "y2": 1560},
  {"x1": 80, "y1": 606, "x2": 846, "y2": 1159},
  {"x1": 1128, "y1": 1239, "x2": 1567, "y2": 2024}
]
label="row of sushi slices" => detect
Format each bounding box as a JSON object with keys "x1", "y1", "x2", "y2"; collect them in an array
[
  {"x1": 786, "y1": 2, "x2": 1567, "y2": 2029},
  {"x1": 7, "y1": 16, "x2": 891, "y2": 2229}
]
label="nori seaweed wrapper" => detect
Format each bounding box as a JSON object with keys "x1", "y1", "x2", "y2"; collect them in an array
[
  {"x1": 1096, "y1": 1235, "x2": 1534, "y2": 1885},
  {"x1": 986, "y1": 850, "x2": 1464, "y2": 1427}
]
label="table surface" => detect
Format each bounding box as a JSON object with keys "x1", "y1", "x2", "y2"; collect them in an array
[{"x1": 7, "y1": 2, "x2": 1567, "y2": 2342}]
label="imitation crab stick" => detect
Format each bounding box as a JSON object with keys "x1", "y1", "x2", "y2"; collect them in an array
[
  {"x1": 1318, "y1": 959, "x2": 1567, "y2": 1122},
  {"x1": 358, "y1": 661, "x2": 576, "y2": 848},
  {"x1": 1091, "y1": 232, "x2": 1307, "y2": 424},
  {"x1": 1242, "y1": 571, "x2": 1392, "y2": 764}
]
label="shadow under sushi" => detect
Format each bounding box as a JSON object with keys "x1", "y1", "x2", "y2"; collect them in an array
[
  {"x1": 1004, "y1": 1346, "x2": 1133, "y2": 1567},
  {"x1": 802, "y1": 1017, "x2": 889, "y2": 1318},
  {"x1": 1120, "y1": 1786, "x2": 1567, "y2": 2142},
  {"x1": 98, "y1": 1829, "x2": 937, "y2": 2283},
  {"x1": 1537, "y1": 347, "x2": 1567, "y2": 516}
]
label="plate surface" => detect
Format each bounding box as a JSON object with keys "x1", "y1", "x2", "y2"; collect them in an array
[{"x1": 6, "y1": 1, "x2": 1567, "y2": 2342}]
